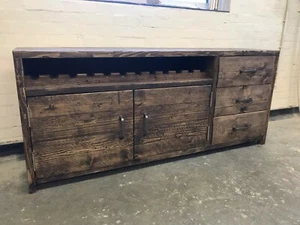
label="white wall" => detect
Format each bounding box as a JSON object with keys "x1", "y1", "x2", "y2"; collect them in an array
[
  {"x1": 272, "y1": 0, "x2": 300, "y2": 110},
  {"x1": 0, "y1": 0, "x2": 299, "y2": 144}
]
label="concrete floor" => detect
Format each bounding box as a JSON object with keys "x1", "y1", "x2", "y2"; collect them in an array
[{"x1": 0, "y1": 114, "x2": 300, "y2": 225}]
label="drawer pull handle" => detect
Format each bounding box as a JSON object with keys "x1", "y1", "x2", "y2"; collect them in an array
[
  {"x1": 119, "y1": 115, "x2": 125, "y2": 139},
  {"x1": 235, "y1": 98, "x2": 252, "y2": 103},
  {"x1": 240, "y1": 106, "x2": 248, "y2": 113},
  {"x1": 240, "y1": 63, "x2": 266, "y2": 76},
  {"x1": 240, "y1": 68, "x2": 257, "y2": 74},
  {"x1": 232, "y1": 124, "x2": 250, "y2": 131},
  {"x1": 143, "y1": 113, "x2": 149, "y2": 136}
]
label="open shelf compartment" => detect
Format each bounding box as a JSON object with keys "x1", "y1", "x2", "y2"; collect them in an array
[{"x1": 23, "y1": 56, "x2": 215, "y2": 96}]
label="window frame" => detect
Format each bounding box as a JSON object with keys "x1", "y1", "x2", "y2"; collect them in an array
[{"x1": 88, "y1": 0, "x2": 231, "y2": 12}]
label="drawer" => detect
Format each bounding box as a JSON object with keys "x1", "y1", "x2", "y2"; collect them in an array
[
  {"x1": 212, "y1": 111, "x2": 268, "y2": 145},
  {"x1": 218, "y1": 56, "x2": 276, "y2": 87},
  {"x1": 215, "y1": 84, "x2": 272, "y2": 117}
]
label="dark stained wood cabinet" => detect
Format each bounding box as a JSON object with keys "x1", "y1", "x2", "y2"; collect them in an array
[{"x1": 13, "y1": 48, "x2": 279, "y2": 192}]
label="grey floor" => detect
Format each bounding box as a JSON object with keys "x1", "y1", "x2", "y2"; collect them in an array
[{"x1": 0, "y1": 114, "x2": 300, "y2": 225}]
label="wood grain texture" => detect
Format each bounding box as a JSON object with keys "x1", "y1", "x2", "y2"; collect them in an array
[
  {"x1": 218, "y1": 56, "x2": 276, "y2": 87},
  {"x1": 24, "y1": 70, "x2": 212, "y2": 96},
  {"x1": 35, "y1": 138, "x2": 261, "y2": 185},
  {"x1": 24, "y1": 71, "x2": 210, "y2": 87},
  {"x1": 28, "y1": 91, "x2": 134, "y2": 179},
  {"x1": 28, "y1": 91, "x2": 132, "y2": 118},
  {"x1": 13, "y1": 47, "x2": 279, "y2": 59},
  {"x1": 25, "y1": 79, "x2": 213, "y2": 97},
  {"x1": 212, "y1": 111, "x2": 268, "y2": 145},
  {"x1": 13, "y1": 56, "x2": 36, "y2": 191},
  {"x1": 215, "y1": 84, "x2": 272, "y2": 117},
  {"x1": 134, "y1": 86, "x2": 211, "y2": 160},
  {"x1": 33, "y1": 135, "x2": 133, "y2": 179}
]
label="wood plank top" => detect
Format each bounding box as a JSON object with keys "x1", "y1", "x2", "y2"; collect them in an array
[
  {"x1": 25, "y1": 79, "x2": 213, "y2": 97},
  {"x1": 13, "y1": 47, "x2": 279, "y2": 58}
]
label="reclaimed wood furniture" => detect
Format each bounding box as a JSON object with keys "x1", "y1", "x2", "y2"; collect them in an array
[{"x1": 13, "y1": 48, "x2": 279, "y2": 192}]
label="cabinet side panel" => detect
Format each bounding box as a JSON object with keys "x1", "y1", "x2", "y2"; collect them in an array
[
  {"x1": 260, "y1": 55, "x2": 279, "y2": 144},
  {"x1": 13, "y1": 56, "x2": 36, "y2": 191}
]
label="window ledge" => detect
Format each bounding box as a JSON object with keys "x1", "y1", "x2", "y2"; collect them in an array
[{"x1": 87, "y1": 0, "x2": 230, "y2": 13}]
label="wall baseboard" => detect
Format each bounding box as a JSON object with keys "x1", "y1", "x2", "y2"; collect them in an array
[
  {"x1": 270, "y1": 107, "x2": 299, "y2": 117},
  {"x1": 0, "y1": 143, "x2": 23, "y2": 156}
]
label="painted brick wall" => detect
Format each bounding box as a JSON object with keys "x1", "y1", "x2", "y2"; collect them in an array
[
  {"x1": 0, "y1": 0, "x2": 299, "y2": 144},
  {"x1": 271, "y1": 0, "x2": 300, "y2": 110}
]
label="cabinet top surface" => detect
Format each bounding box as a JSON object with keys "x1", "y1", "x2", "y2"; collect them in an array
[{"x1": 13, "y1": 47, "x2": 279, "y2": 58}]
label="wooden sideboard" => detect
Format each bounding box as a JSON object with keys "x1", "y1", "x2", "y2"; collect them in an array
[{"x1": 13, "y1": 48, "x2": 279, "y2": 192}]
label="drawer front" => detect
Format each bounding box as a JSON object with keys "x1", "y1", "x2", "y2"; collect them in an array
[
  {"x1": 215, "y1": 84, "x2": 272, "y2": 117},
  {"x1": 212, "y1": 111, "x2": 268, "y2": 145},
  {"x1": 28, "y1": 91, "x2": 133, "y2": 179},
  {"x1": 218, "y1": 56, "x2": 276, "y2": 87},
  {"x1": 134, "y1": 86, "x2": 211, "y2": 160}
]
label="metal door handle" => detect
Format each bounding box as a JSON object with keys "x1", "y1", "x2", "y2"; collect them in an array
[
  {"x1": 119, "y1": 115, "x2": 125, "y2": 139},
  {"x1": 240, "y1": 63, "x2": 266, "y2": 76},
  {"x1": 235, "y1": 98, "x2": 253, "y2": 103},
  {"x1": 143, "y1": 113, "x2": 148, "y2": 136},
  {"x1": 240, "y1": 106, "x2": 248, "y2": 113},
  {"x1": 232, "y1": 124, "x2": 250, "y2": 131},
  {"x1": 240, "y1": 68, "x2": 257, "y2": 74}
]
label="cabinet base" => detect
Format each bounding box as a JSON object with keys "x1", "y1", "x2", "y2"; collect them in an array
[{"x1": 30, "y1": 138, "x2": 264, "y2": 192}]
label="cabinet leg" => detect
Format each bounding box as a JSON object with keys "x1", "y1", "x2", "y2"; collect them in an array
[
  {"x1": 28, "y1": 183, "x2": 37, "y2": 194},
  {"x1": 259, "y1": 136, "x2": 266, "y2": 145}
]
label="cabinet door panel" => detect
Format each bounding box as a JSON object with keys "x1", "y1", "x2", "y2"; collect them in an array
[
  {"x1": 134, "y1": 86, "x2": 211, "y2": 160},
  {"x1": 28, "y1": 91, "x2": 133, "y2": 179}
]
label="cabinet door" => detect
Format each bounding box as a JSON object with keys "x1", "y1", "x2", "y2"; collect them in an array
[
  {"x1": 134, "y1": 86, "x2": 211, "y2": 161},
  {"x1": 28, "y1": 91, "x2": 133, "y2": 180}
]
